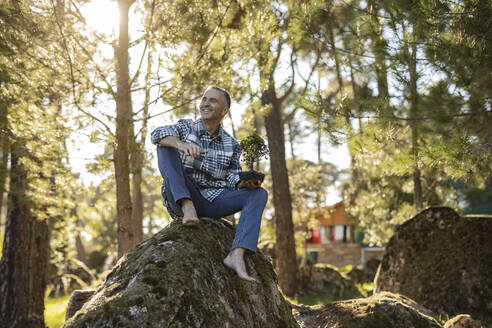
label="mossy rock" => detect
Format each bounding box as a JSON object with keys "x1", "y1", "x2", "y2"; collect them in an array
[
  {"x1": 293, "y1": 292, "x2": 442, "y2": 328},
  {"x1": 299, "y1": 263, "x2": 361, "y2": 299},
  {"x1": 63, "y1": 219, "x2": 299, "y2": 328},
  {"x1": 374, "y1": 207, "x2": 492, "y2": 325},
  {"x1": 347, "y1": 259, "x2": 380, "y2": 285}
]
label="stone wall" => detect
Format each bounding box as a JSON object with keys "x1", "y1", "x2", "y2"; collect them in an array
[
  {"x1": 307, "y1": 243, "x2": 360, "y2": 267},
  {"x1": 306, "y1": 243, "x2": 385, "y2": 267}
]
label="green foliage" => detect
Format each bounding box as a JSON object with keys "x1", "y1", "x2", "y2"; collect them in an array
[
  {"x1": 239, "y1": 133, "x2": 269, "y2": 171},
  {"x1": 1, "y1": 1, "x2": 90, "y2": 294},
  {"x1": 338, "y1": 264, "x2": 353, "y2": 273},
  {"x1": 76, "y1": 177, "x2": 118, "y2": 254},
  {"x1": 293, "y1": 0, "x2": 492, "y2": 245},
  {"x1": 294, "y1": 296, "x2": 343, "y2": 306}
]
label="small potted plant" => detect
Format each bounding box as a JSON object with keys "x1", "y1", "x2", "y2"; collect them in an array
[{"x1": 239, "y1": 133, "x2": 269, "y2": 182}]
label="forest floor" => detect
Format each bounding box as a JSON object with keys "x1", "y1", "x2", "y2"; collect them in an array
[{"x1": 45, "y1": 294, "x2": 71, "y2": 328}]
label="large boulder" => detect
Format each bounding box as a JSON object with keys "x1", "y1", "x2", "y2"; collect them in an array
[
  {"x1": 374, "y1": 207, "x2": 492, "y2": 325},
  {"x1": 63, "y1": 218, "x2": 299, "y2": 328},
  {"x1": 293, "y1": 292, "x2": 442, "y2": 328},
  {"x1": 299, "y1": 263, "x2": 361, "y2": 299}
]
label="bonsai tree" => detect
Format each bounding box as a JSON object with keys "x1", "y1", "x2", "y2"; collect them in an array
[{"x1": 239, "y1": 133, "x2": 269, "y2": 182}]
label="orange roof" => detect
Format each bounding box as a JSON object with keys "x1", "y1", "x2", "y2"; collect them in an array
[{"x1": 314, "y1": 201, "x2": 356, "y2": 226}]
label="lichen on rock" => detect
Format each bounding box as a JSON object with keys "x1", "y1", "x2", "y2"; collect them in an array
[{"x1": 63, "y1": 218, "x2": 299, "y2": 328}]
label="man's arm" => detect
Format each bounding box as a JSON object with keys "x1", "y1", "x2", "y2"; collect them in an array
[
  {"x1": 158, "y1": 136, "x2": 201, "y2": 158},
  {"x1": 151, "y1": 119, "x2": 200, "y2": 158}
]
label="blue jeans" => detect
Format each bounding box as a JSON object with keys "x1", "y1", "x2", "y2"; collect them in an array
[{"x1": 157, "y1": 146, "x2": 268, "y2": 254}]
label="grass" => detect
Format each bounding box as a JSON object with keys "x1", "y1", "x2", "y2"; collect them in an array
[
  {"x1": 356, "y1": 282, "x2": 374, "y2": 296},
  {"x1": 0, "y1": 231, "x2": 4, "y2": 260},
  {"x1": 337, "y1": 264, "x2": 353, "y2": 273},
  {"x1": 295, "y1": 296, "x2": 348, "y2": 305},
  {"x1": 285, "y1": 277, "x2": 375, "y2": 307},
  {"x1": 45, "y1": 294, "x2": 71, "y2": 328}
]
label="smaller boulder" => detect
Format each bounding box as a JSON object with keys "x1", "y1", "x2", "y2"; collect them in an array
[
  {"x1": 444, "y1": 314, "x2": 485, "y2": 328},
  {"x1": 48, "y1": 259, "x2": 96, "y2": 298},
  {"x1": 293, "y1": 292, "x2": 442, "y2": 328},
  {"x1": 299, "y1": 264, "x2": 361, "y2": 299},
  {"x1": 347, "y1": 259, "x2": 380, "y2": 284}
]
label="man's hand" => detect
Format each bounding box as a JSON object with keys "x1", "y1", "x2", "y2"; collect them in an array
[
  {"x1": 177, "y1": 141, "x2": 201, "y2": 158},
  {"x1": 237, "y1": 179, "x2": 262, "y2": 190}
]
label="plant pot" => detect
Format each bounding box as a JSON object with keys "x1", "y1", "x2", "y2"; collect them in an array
[{"x1": 239, "y1": 170, "x2": 265, "y2": 182}]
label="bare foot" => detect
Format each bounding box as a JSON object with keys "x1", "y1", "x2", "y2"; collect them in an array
[
  {"x1": 180, "y1": 199, "x2": 199, "y2": 226},
  {"x1": 223, "y1": 248, "x2": 256, "y2": 283}
]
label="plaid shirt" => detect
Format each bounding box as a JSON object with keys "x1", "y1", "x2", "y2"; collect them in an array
[{"x1": 151, "y1": 118, "x2": 242, "y2": 202}]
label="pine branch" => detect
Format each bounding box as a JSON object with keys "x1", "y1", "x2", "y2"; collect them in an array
[{"x1": 331, "y1": 110, "x2": 491, "y2": 122}]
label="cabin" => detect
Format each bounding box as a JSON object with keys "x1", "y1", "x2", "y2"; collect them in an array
[{"x1": 306, "y1": 201, "x2": 385, "y2": 268}]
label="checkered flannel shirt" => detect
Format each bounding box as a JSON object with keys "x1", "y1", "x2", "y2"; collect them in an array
[{"x1": 151, "y1": 118, "x2": 242, "y2": 202}]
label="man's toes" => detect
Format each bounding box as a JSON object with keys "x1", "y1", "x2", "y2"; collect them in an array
[
  {"x1": 241, "y1": 274, "x2": 256, "y2": 283},
  {"x1": 183, "y1": 217, "x2": 199, "y2": 226}
]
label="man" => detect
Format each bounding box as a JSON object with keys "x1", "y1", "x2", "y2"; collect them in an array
[{"x1": 151, "y1": 86, "x2": 268, "y2": 282}]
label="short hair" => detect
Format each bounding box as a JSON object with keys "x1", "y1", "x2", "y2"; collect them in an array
[{"x1": 208, "y1": 85, "x2": 231, "y2": 108}]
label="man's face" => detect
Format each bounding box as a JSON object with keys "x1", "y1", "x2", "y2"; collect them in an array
[{"x1": 199, "y1": 88, "x2": 229, "y2": 122}]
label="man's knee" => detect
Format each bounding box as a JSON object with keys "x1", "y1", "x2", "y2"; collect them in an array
[
  {"x1": 157, "y1": 146, "x2": 182, "y2": 176},
  {"x1": 157, "y1": 145, "x2": 179, "y2": 159},
  {"x1": 252, "y1": 187, "x2": 268, "y2": 204}
]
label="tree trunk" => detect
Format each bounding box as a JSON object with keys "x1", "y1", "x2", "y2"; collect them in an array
[
  {"x1": 252, "y1": 107, "x2": 261, "y2": 171},
  {"x1": 0, "y1": 100, "x2": 9, "y2": 221},
  {"x1": 115, "y1": 0, "x2": 134, "y2": 257},
  {"x1": 408, "y1": 32, "x2": 423, "y2": 209},
  {"x1": 328, "y1": 23, "x2": 343, "y2": 94},
  {"x1": 147, "y1": 213, "x2": 153, "y2": 236},
  {"x1": 129, "y1": 121, "x2": 143, "y2": 246},
  {"x1": 262, "y1": 87, "x2": 298, "y2": 297},
  {"x1": 288, "y1": 121, "x2": 296, "y2": 159},
  {"x1": 315, "y1": 121, "x2": 322, "y2": 207},
  {"x1": 227, "y1": 110, "x2": 237, "y2": 139},
  {"x1": 348, "y1": 57, "x2": 362, "y2": 197},
  {"x1": 368, "y1": 0, "x2": 390, "y2": 107},
  {"x1": 75, "y1": 233, "x2": 87, "y2": 263},
  {"x1": 130, "y1": 44, "x2": 154, "y2": 244},
  {"x1": 0, "y1": 144, "x2": 48, "y2": 328}
]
